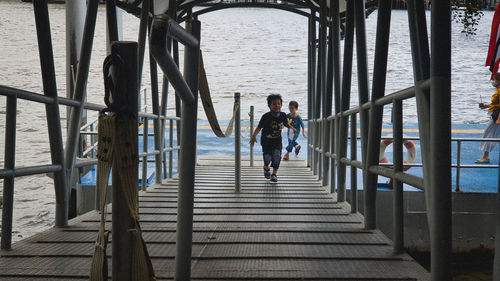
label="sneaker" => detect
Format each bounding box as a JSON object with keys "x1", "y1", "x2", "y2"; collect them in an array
[
  {"x1": 270, "y1": 174, "x2": 278, "y2": 183},
  {"x1": 263, "y1": 167, "x2": 271, "y2": 179},
  {"x1": 475, "y1": 158, "x2": 490, "y2": 163},
  {"x1": 283, "y1": 154, "x2": 289, "y2": 161},
  {"x1": 295, "y1": 145, "x2": 301, "y2": 156}
]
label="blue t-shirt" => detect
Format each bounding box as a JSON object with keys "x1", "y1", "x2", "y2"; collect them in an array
[
  {"x1": 286, "y1": 113, "x2": 304, "y2": 140},
  {"x1": 257, "y1": 111, "x2": 288, "y2": 148}
]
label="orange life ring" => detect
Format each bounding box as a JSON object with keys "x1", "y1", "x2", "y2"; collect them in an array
[{"x1": 379, "y1": 136, "x2": 417, "y2": 171}]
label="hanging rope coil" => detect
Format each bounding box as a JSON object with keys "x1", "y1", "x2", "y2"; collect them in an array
[
  {"x1": 89, "y1": 114, "x2": 156, "y2": 281},
  {"x1": 90, "y1": 52, "x2": 155, "y2": 281},
  {"x1": 199, "y1": 50, "x2": 241, "y2": 138}
]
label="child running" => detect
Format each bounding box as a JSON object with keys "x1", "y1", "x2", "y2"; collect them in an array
[
  {"x1": 283, "y1": 101, "x2": 307, "y2": 161},
  {"x1": 250, "y1": 94, "x2": 295, "y2": 183}
]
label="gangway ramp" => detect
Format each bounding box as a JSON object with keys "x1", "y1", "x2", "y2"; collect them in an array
[{"x1": 0, "y1": 157, "x2": 430, "y2": 280}]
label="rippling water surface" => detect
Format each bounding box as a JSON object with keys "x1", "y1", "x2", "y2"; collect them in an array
[{"x1": 0, "y1": 0, "x2": 496, "y2": 242}]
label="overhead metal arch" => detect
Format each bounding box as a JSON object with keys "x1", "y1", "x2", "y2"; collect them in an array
[
  {"x1": 178, "y1": 0, "x2": 315, "y2": 11},
  {"x1": 177, "y1": 2, "x2": 317, "y2": 23}
]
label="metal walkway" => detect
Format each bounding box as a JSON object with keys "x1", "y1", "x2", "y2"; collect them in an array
[{"x1": 0, "y1": 157, "x2": 429, "y2": 280}]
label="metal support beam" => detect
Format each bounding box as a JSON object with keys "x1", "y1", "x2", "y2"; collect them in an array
[
  {"x1": 392, "y1": 100, "x2": 404, "y2": 254},
  {"x1": 309, "y1": 11, "x2": 317, "y2": 173},
  {"x1": 430, "y1": 0, "x2": 452, "y2": 279},
  {"x1": 106, "y1": 0, "x2": 119, "y2": 43},
  {"x1": 363, "y1": 0, "x2": 392, "y2": 230},
  {"x1": 169, "y1": 119, "x2": 174, "y2": 178},
  {"x1": 137, "y1": 0, "x2": 150, "y2": 90},
  {"x1": 150, "y1": 49, "x2": 163, "y2": 183},
  {"x1": 494, "y1": 164, "x2": 500, "y2": 281},
  {"x1": 250, "y1": 105, "x2": 254, "y2": 167},
  {"x1": 337, "y1": 0, "x2": 355, "y2": 201},
  {"x1": 65, "y1": 0, "x2": 85, "y2": 128},
  {"x1": 354, "y1": 0, "x2": 370, "y2": 164},
  {"x1": 350, "y1": 113, "x2": 358, "y2": 213},
  {"x1": 330, "y1": 119, "x2": 336, "y2": 193},
  {"x1": 1, "y1": 96, "x2": 16, "y2": 250},
  {"x1": 406, "y1": 0, "x2": 432, "y2": 214},
  {"x1": 111, "y1": 42, "x2": 138, "y2": 281},
  {"x1": 173, "y1": 18, "x2": 200, "y2": 281},
  {"x1": 142, "y1": 117, "x2": 149, "y2": 191},
  {"x1": 33, "y1": 0, "x2": 69, "y2": 228},
  {"x1": 64, "y1": 0, "x2": 99, "y2": 227},
  {"x1": 320, "y1": 0, "x2": 330, "y2": 186},
  {"x1": 235, "y1": 92, "x2": 241, "y2": 192}
]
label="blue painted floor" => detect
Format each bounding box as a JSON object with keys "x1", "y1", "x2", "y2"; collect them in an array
[
  {"x1": 80, "y1": 121, "x2": 498, "y2": 193},
  {"x1": 364, "y1": 123, "x2": 498, "y2": 193}
]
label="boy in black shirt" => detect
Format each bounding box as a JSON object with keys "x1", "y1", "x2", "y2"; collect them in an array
[{"x1": 250, "y1": 94, "x2": 295, "y2": 183}]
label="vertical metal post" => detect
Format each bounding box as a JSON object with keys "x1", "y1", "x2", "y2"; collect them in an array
[
  {"x1": 249, "y1": 105, "x2": 254, "y2": 167},
  {"x1": 316, "y1": 120, "x2": 322, "y2": 179},
  {"x1": 494, "y1": 162, "x2": 500, "y2": 281},
  {"x1": 392, "y1": 100, "x2": 404, "y2": 254},
  {"x1": 33, "y1": 0, "x2": 69, "y2": 227},
  {"x1": 354, "y1": 0, "x2": 370, "y2": 161},
  {"x1": 330, "y1": 0, "x2": 341, "y2": 194},
  {"x1": 150, "y1": 49, "x2": 163, "y2": 183},
  {"x1": 111, "y1": 42, "x2": 138, "y2": 281},
  {"x1": 455, "y1": 141, "x2": 461, "y2": 192},
  {"x1": 407, "y1": 0, "x2": 432, "y2": 221},
  {"x1": 65, "y1": 0, "x2": 85, "y2": 128},
  {"x1": 337, "y1": 0, "x2": 355, "y2": 202},
  {"x1": 235, "y1": 93, "x2": 241, "y2": 192},
  {"x1": 175, "y1": 18, "x2": 200, "y2": 281},
  {"x1": 137, "y1": 0, "x2": 150, "y2": 92},
  {"x1": 91, "y1": 124, "x2": 96, "y2": 158},
  {"x1": 162, "y1": 121, "x2": 168, "y2": 178},
  {"x1": 430, "y1": 0, "x2": 452, "y2": 279},
  {"x1": 311, "y1": 121, "x2": 316, "y2": 174},
  {"x1": 106, "y1": 0, "x2": 119, "y2": 44},
  {"x1": 330, "y1": 118, "x2": 336, "y2": 194},
  {"x1": 160, "y1": 24, "x2": 173, "y2": 181},
  {"x1": 331, "y1": 0, "x2": 341, "y2": 116},
  {"x1": 315, "y1": 24, "x2": 322, "y2": 181},
  {"x1": 363, "y1": 0, "x2": 392, "y2": 230},
  {"x1": 64, "y1": 0, "x2": 99, "y2": 224},
  {"x1": 350, "y1": 113, "x2": 358, "y2": 213},
  {"x1": 307, "y1": 11, "x2": 316, "y2": 169},
  {"x1": 320, "y1": 0, "x2": 330, "y2": 187},
  {"x1": 318, "y1": 120, "x2": 322, "y2": 181},
  {"x1": 169, "y1": 119, "x2": 173, "y2": 178},
  {"x1": 142, "y1": 117, "x2": 148, "y2": 191},
  {"x1": 173, "y1": 41, "x2": 182, "y2": 144},
  {"x1": 1, "y1": 96, "x2": 17, "y2": 250}
]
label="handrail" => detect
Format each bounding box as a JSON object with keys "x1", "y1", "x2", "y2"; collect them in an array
[
  {"x1": 320, "y1": 132, "x2": 500, "y2": 192},
  {"x1": 0, "y1": 79, "x2": 182, "y2": 253}
]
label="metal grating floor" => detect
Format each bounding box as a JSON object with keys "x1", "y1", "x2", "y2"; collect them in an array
[{"x1": 0, "y1": 157, "x2": 430, "y2": 280}]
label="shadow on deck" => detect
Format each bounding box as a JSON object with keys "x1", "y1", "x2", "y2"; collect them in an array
[{"x1": 0, "y1": 156, "x2": 430, "y2": 280}]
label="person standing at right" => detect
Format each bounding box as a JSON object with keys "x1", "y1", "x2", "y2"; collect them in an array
[{"x1": 476, "y1": 72, "x2": 500, "y2": 163}]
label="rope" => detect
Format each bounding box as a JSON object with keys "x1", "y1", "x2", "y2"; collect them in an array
[
  {"x1": 198, "y1": 50, "x2": 240, "y2": 138},
  {"x1": 89, "y1": 114, "x2": 114, "y2": 281},
  {"x1": 89, "y1": 114, "x2": 155, "y2": 281}
]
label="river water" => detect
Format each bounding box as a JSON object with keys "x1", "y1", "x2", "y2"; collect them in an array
[{"x1": 0, "y1": 0, "x2": 496, "y2": 258}]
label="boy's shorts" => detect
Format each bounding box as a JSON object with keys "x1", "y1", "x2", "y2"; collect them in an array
[{"x1": 262, "y1": 146, "x2": 282, "y2": 169}]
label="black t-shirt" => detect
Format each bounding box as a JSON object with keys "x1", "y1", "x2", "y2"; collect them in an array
[{"x1": 257, "y1": 111, "x2": 288, "y2": 148}]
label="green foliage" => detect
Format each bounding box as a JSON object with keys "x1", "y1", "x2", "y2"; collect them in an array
[{"x1": 451, "y1": 0, "x2": 484, "y2": 36}]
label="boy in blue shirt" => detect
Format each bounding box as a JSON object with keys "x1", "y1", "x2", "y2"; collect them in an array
[
  {"x1": 250, "y1": 94, "x2": 295, "y2": 183},
  {"x1": 283, "y1": 101, "x2": 307, "y2": 161}
]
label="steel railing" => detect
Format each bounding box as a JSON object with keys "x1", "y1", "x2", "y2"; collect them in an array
[{"x1": 0, "y1": 83, "x2": 182, "y2": 246}]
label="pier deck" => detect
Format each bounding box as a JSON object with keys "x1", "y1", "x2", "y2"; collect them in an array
[{"x1": 0, "y1": 157, "x2": 430, "y2": 280}]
